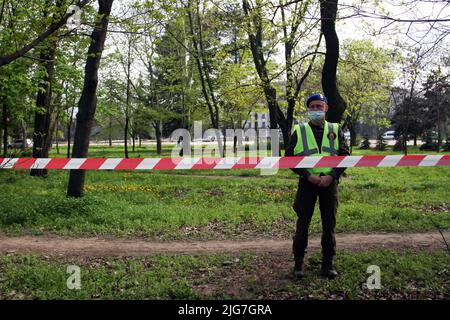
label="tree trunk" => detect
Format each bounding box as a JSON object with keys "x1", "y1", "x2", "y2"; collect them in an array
[
  {"x1": 55, "y1": 117, "x2": 59, "y2": 154},
  {"x1": 0, "y1": 109, "x2": 2, "y2": 154},
  {"x1": 20, "y1": 120, "x2": 27, "y2": 152},
  {"x1": 403, "y1": 131, "x2": 408, "y2": 155},
  {"x1": 30, "y1": 0, "x2": 65, "y2": 176},
  {"x1": 254, "y1": 112, "x2": 259, "y2": 151},
  {"x1": 108, "y1": 116, "x2": 112, "y2": 147},
  {"x1": 124, "y1": 36, "x2": 132, "y2": 158},
  {"x1": 222, "y1": 127, "x2": 227, "y2": 157},
  {"x1": 242, "y1": 0, "x2": 289, "y2": 150},
  {"x1": 67, "y1": 0, "x2": 114, "y2": 198},
  {"x1": 436, "y1": 107, "x2": 441, "y2": 152},
  {"x1": 187, "y1": 0, "x2": 219, "y2": 129},
  {"x1": 124, "y1": 116, "x2": 129, "y2": 158},
  {"x1": 2, "y1": 102, "x2": 7, "y2": 156},
  {"x1": 67, "y1": 106, "x2": 74, "y2": 158},
  {"x1": 280, "y1": 2, "x2": 302, "y2": 138},
  {"x1": 155, "y1": 120, "x2": 162, "y2": 155},
  {"x1": 0, "y1": 0, "x2": 6, "y2": 26},
  {"x1": 350, "y1": 127, "x2": 357, "y2": 147},
  {"x1": 48, "y1": 107, "x2": 58, "y2": 150},
  {"x1": 320, "y1": 0, "x2": 346, "y2": 123},
  {"x1": 30, "y1": 38, "x2": 57, "y2": 177}
]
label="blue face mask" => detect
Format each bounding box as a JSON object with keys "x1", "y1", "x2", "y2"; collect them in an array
[{"x1": 308, "y1": 111, "x2": 325, "y2": 121}]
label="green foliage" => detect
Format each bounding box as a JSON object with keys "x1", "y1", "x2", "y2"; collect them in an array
[
  {"x1": 339, "y1": 39, "x2": 394, "y2": 130},
  {"x1": 0, "y1": 59, "x2": 37, "y2": 130}
]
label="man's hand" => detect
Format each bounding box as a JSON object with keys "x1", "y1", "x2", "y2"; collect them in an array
[
  {"x1": 307, "y1": 174, "x2": 322, "y2": 185},
  {"x1": 318, "y1": 175, "x2": 334, "y2": 188}
]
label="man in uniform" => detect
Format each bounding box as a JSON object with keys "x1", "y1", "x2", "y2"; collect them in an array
[{"x1": 285, "y1": 93, "x2": 350, "y2": 280}]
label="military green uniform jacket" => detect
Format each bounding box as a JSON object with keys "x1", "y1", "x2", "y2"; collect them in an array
[{"x1": 285, "y1": 121, "x2": 351, "y2": 181}]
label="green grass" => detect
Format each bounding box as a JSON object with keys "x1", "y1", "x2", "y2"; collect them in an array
[
  {"x1": 283, "y1": 250, "x2": 450, "y2": 300},
  {"x1": 1, "y1": 145, "x2": 449, "y2": 300},
  {"x1": 0, "y1": 250, "x2": 448, "y2": 299},
  {"x1": 0, "y1": 146, "x2": 449, "y2": 239},
  {"x1": 0, "y1": 254, "x2": 207, "y2": 299}
]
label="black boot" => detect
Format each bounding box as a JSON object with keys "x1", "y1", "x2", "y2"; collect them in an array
[
  {"x1": 321, "y1": 257, "x2": 338, "y2": 279},
  {"x1": 293, "y1": 257, "x2": 305, "y2": 280}
]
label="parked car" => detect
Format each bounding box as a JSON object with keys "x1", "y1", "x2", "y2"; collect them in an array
[
  {"x1": 8, "y1": 138, "x2": 33, "y2": 149},
  {"x1": 381, "y1": 131, "x2": 396, "y2": 140}
]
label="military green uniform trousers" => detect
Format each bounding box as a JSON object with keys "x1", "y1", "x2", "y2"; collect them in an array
[{"x1": 292, "y1": 176, "x2": 338, "y2": 259}]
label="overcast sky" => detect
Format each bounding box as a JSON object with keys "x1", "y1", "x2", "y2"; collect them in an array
[
  {"x1": 99, "y1": 1, "x2": 450, "y2": 91},
  {"x1": 338, "y1": 0, "x2": 449, "y2": 51}
]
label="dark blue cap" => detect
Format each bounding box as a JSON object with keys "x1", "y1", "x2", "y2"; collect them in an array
[{"x1": 306, "y1": 93, "x2": 328, "y2": 107}]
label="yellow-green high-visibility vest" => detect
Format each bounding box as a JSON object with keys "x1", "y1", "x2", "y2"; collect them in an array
[{"x1": 293, "y1": 121, "x2": 339, "y2": 175}]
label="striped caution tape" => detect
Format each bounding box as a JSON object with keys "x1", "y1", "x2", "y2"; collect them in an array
[{"x1": 0, "y1": 155, "x2": 449, "y2": 170}]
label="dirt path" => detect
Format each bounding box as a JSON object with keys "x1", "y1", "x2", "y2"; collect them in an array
[{"x1": 0, "y1": 230, "x2": 448, "y2": 257}]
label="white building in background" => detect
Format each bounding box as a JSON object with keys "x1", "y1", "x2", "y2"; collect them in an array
[
  {"x1": 243, "y1": 112, "x2": 271, "y2": 130},
  {"x1": 242, "y1": 112, "x2": 285, "y2": 141}
]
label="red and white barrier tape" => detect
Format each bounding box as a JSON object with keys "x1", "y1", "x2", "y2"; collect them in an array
[{"x1": 0, "y1": 155, "x2": 449, "y2": 171}]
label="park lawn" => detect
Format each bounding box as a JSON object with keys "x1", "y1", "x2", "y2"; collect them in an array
[
  {"x1": 0, "y1": 163, "x2": 449, "y2": 239},
  {"x1": 0, "y1": 249, "x2": 448, "y2": 300}
]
